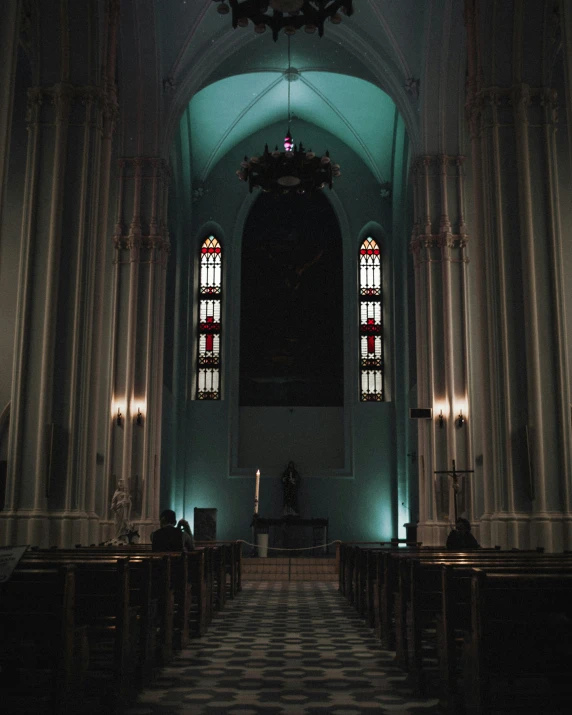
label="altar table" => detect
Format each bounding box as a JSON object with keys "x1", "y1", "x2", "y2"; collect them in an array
[{"x1": 251, "y1": 516, "x2": 329, "y2": 555}]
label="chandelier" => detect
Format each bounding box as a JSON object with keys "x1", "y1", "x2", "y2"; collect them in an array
[
  {"x1": 235, "y1": 38, "x2": 341, "y2": 195},
  {"x1": 213, "y1": 1, "x2": 354, "y2": 40}
]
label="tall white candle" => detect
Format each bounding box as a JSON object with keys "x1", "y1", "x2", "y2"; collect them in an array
[{"x1": 254, "y1": 469, "x2": 261, "y2": 514}]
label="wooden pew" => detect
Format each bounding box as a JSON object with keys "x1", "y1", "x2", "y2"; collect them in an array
[
  {"x1": 337, "y1": 542, "x2": 391, "y2": 608},
  {"x1": 230, "y1": 540, "x2": 242, "y2": 595},
  {"x1": 21, "y1": 551, "x2": 174, "y2": 680},
  {"x1": 6, "y1": 541, "x2": 227, "y2": 713},
  {"x1": 196, "y1": 543, "x2": 225, "y2": 611},
  {"x1": 339, "y1": 542, "x2": 572, "y2": 711},
  {"x1": 131, "y1": 543, "x2": 213, "y2": 636},
  {"x1": 195, "y1": 540, "x2": 242, "y2": 601},
  {"x1": 66, "y1": 545, "x2": 207, "y2": 641},
  {"x1": 377, "y1": 547, "x2": 526, "y2": 650},
  {"x1": 403, "y1": 554, "x2": 572, "y2": 695},
  {"x1": 0, "y1": 564, "x2": 87, "y2": 714},
  {"x1": 184, "y1": 549, "x2": 207, "y2": 637},
  {"x1": 354, "y1": 545, "x2": 377, "y2": 616},
  {"x1": 19, "y1": 555, "x2": 137, "y2": 694},
  {"x1": 346, "y1": 545, "x2": 441, "y2": 646},
  {"x1": 437, "y1": 561, "x2": 572, "y2": 713},
  {"x1": 100, "y1": 548, "x2": 189, "y2": 651},
  {"x1": 392, "y1": 552, "x2": 558, "y2": 661},
  {"x1": 463, "y1": 569, "x2": 572, "y2": 715}
]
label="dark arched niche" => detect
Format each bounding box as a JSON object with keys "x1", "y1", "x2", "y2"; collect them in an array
[{"x1": 240, "y1": 191, "x2": 343, "y2": 407}]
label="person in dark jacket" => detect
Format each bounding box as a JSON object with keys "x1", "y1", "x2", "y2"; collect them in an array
[
  {"x1": 446, "y1": 517, "x2": 480, "y2": 550},
  {"x1": 151, "y1": 509, "x2": 195, "y2": 551}
]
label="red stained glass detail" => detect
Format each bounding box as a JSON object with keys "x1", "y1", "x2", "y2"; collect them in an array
[
  {"x1": 206, "y1": 334, "x2": 214, "y2": 351},
  {"x1": 360, "y1": 287, "x2": 381, "y2": 297},
  {"x1": 198, "y1": 353, "x2": 220, "y2": 366},
  {"x1": 199, "y1": 320, "x2": 220, "y2": 333},
  {"x1": 360, "y1": 320, "x2": 381, "y2": 335},
  {"x1": 367, "y1": 335, "x2": 375, "y2": 353}
]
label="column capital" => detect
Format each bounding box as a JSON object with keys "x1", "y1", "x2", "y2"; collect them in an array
[
  {"x1": 114, "y1": 156, "x2": 172, "y2": 267},
  {"x1": 511, "y1": 82, "x2": 531, "y2": 120}
]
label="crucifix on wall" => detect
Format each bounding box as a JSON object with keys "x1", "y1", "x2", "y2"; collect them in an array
[{"x1": 434, "y1": 459, "x2": 474, "y2": 523}]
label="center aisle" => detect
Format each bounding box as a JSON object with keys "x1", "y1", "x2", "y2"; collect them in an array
[{"x1": 124, "y1": 581, "x2": 440, "y2": 715}]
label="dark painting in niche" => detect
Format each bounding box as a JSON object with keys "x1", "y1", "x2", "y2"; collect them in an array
[
  {"x1": 194, "y1": 508, "x2": 217, "y2": 541},
  {"x1": 240, "y1": 191, "x2": 343, "y2": 406}
]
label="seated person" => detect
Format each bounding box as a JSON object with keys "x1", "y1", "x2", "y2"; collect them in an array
[
  {"x1": 151, "y1": 509, "x2": 195, "y2": 551},
  {"x1": 446, "y1": 517, "x2": 480, "y2": 550}
]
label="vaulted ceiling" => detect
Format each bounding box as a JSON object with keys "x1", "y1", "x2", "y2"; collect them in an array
[
  {"x1": 141, "y1": 1, "x2": 465, "y2": 170},
  {"x1": 188, "y1": 70, "x2": 398, "y2": 182}
]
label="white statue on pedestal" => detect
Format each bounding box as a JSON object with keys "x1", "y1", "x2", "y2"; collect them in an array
[{"x1": 111, "y1": 477, "x2": 132, "y2": 541}]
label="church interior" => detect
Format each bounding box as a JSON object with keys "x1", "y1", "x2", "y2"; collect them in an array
[{"x1": 2, "y1": 0, "x2": 572, "y2": 713}]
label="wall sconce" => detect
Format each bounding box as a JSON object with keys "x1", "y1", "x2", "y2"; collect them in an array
[
  {"x1": 116, "y1": 407, "x2": 122, "y2": 427},
  {"x1": 135, "y1": 408, "x2": 143, "y2": 427},
  {"x1": 457, "y1": 410, "x2": 465, "y2": 428},
  {"x1": 438, "y1": 410, "x2": 444, "y2": 428}
]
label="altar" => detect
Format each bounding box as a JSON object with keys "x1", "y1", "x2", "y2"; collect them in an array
[{"x1": 251, "y1": 516, "x2": 329, "y2": 555}]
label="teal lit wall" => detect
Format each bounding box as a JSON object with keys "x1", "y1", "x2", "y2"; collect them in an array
[{"x1": 161, "y1": 78, "x2": 414, "y2": 545}]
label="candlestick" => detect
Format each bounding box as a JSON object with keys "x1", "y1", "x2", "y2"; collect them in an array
[{"x1": 254, "y1": 469, "x2": 260, "y2": 514}]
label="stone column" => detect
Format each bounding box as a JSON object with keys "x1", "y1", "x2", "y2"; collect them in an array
[
  {"x1": 0, "y1": 0, "x2": 119, "y2": 547},
  {"x1": 465, "y1": 0, "x2": 572, "y2": 550},
  {"x1": 0, "y1": 0, "x2": 21, "y2": 228},
  {"x1": 411, "y1": 155, "x2": 472, "y2": 546},
  {"x1": 108, "y1": 157, "x2": 170, "y2": 543}
]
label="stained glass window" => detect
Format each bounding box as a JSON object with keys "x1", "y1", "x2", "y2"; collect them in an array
[
  {"x1": 359, "y1": 237, "x2": 383, "y2": 401},
  {"x1": 197, "y1": 236, "x2": 222, "y2": 400}
]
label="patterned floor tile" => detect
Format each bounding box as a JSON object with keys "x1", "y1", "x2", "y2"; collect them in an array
[{"x1": 121, "y1": 582, "x2": 440, "y2": 715}]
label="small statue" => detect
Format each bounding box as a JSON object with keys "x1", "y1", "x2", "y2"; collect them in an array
[
  {"x1": 111, "y1": 477, "x2": 132, "y2": 541},
  {"x1": 282, "y1": 461, "x2": 301, "y2": 516}
]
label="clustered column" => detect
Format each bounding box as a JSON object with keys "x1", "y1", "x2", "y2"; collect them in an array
[
  {"x1": 108, "y1": 157, "x2": 170, "y2": 543},
  {"x1": 411, "y1": 155, "x2": 472, "y2": 546},
  {"x1": 0, "y1": 0, "x2": 119, "y2": 547},
  {"x1": 466, "y1": 0, "x2": 572, "y2": 550}
]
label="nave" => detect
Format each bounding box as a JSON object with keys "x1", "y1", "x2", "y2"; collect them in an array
[{"x1": 123, "y1": 581, "x2": 440, "y2": 715}]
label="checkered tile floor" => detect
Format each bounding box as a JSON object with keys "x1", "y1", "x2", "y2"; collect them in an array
[{"x1": 122, "y1": 581, "x2": 440, "y2": 714}]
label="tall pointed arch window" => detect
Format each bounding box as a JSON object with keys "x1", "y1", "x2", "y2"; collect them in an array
[
  {"x1": 197, "y1": 236, "x2": 222, "y2": 400},
  {"x1": 359, "y1": 237, "x2": 383, "y2": 401}
]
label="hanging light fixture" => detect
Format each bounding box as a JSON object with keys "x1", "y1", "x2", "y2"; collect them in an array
[
  {"x1": 236, "y1": 37, "x2": 341, "y2": 195},
  {"x1": 212, "y1": 1, "x2": 353, "y2": 41}
]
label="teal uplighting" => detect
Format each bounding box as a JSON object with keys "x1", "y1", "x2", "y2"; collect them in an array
[
  {"x1": 398, "y1": 501, "x2": 410, "y2": 540},
  {"x1": 370, "y1": 498, "x2": 393, "y2": 542},
  {"x1": 186, "y1": 72, "x2": 397, "y2": 183}
]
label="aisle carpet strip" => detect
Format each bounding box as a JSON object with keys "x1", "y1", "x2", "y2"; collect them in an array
[{"x1": 123, "y1": 581, "x2": 440, "y2": 715}]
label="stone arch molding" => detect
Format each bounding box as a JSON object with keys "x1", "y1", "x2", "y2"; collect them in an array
[
  {"x1": 225, "y1": 186, "x2": 355, "y2": 479},
  {"x1": 195, "y1": 221, "x2": 226, "y2": 251},
  {"x1": 358, "y1": 220, "x2": 387, "y2": 247}
]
